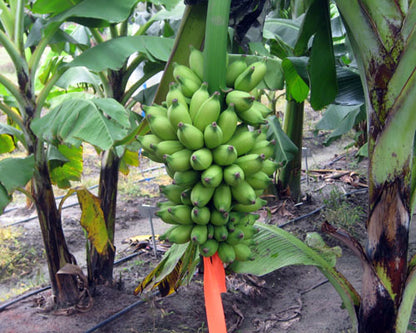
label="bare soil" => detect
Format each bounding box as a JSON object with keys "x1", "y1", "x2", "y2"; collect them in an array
[{"x1": 1, "y1": 133, "x2": 416, "y2": 333}]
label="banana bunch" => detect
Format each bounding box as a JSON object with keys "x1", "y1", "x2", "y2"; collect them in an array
[{"x1": 140, "y1": 48, "x2": 278, "y2": 264}]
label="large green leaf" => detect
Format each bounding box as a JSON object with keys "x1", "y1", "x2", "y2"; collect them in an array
[
  {"x1": 31, "y1": 0, "x2": 83, "y2": 15},
  {"x1": 281, "y1": 57, "x2": 309, "y2": 102},
  {"x1": 0, "y1": 156, "x2": 35, "y2": 213},
  {"x1": 48, "y1": 144, "x2": 83, "y2": 188},
  {"x1": 55, "y1": 67, "x2": 101, "y2": 90},
  {"x1": 31, "y1": 98, "x2": 130, "y2": 150},
  {"x1": 69, "y1": 36, "x2": 174, "y2": 71},
  {"x1": 264, "y1": 17, "x2": 303, "y2": 51},
  {"x1": 230, "y1": 221, "x2": 359, "y2": 328}
]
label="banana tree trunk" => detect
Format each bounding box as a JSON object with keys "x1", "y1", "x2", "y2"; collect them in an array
[{"x1": 335, "y1": 1, "x2": 416, "y2": 331}]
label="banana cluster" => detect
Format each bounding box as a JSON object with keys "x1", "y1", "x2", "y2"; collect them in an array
[{"x1": 140, "y1": 48, "x2": 278, "y2": 264}]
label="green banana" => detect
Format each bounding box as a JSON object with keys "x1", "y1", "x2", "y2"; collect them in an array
[
  {"x1": 233, "y1": 243, "x2": 253, "y2": 261},
  {"x1": 147, "y1": 114, "x2": 177, "y2": 140},
  {"x1": 157, "y1": 200, "x2": 176, "y2": 209},
  {"x1": 142, "y1": 104, "x2": 167, "y2": 118},
  {"x1": 225, "y1": 90, "x2": 255, "y2": 113},
  {"x1": 204, "y1": 122, "x2": 224, "y2": 149},
  {"x1": 164, "y1": 163, "x2": 176, "y2": 178},
  {"x1": 154, "y1": 140, "x2": 184, "y2": 156},
  {"x1": 190, "y1": 181, "x2": 215, "y2": 207},
  {"x1": 165, "y1": 149, "x2": 193, "y2": 172},
  {"x1": 191, "y1": 224, "x2": 208, "y2": 244},
  {"x1": 213, "y1": 184, "x2": 232, "y2": 213},
  {"x1": 214, "y1": 225, "x2": 229, "y2": 242},
  {"x1": 254, "y1": 125, "x2": 268, "y2": 142},
  {"x1": 261, "y1": 159, "x2": 279, "y2": 176},
  {"x1": 139, "y1": 134, "x2": 162, "y2": 152},
  {"x1": 165, "y1": 224, "x2": 193, "y2": 244},
  {"x1": 238, "y1": 107, "x2": 266, "y2": 126},
  {"x1": 201, "y1": 164, "x2": 223, "y2": 188},
  {"x1": 230, "y1": 181, "x2": 257, "y2": 205},
  {"x1": 159, "y1": 184, "x2": 188, "y2": 204},
  {"x1": 239, "y1": 224, "x2": 260, "y2": 239},
  {"x1": 167, "y1": 98, "x2": 192, "y2": 128},
  {"x1": 173, "y1": 62, "x2": 202, "y2": 87},
  {"x1": 180, "y1": 188, "x2": 192, "y2": 205},
  {"x1": 251, "y1": 100, "x2": 274, "y2": 118},
  {"x1": 235, "y1": 154, "x2": 265, "y2": 175},
  {"x1": 193, "y1": 91, "x2": 221, "y2": 131},
  {"x1": 168, "y1": 204, "x2": 193, "y2": 224},
  {"x1": 233, "y1": 197, "x2": 267, "y2": 213},
  {"x1": 212, "y1": 144, "x2": 238, "y2": 166},
  {"x1": 189, "y1": 82, "x2": 210, "y2": 121},
  {"x1": 177, "y1": 122, "x2": 204, "y2": 150},
  {"x1": 249, "y1": 139, "x2": 275, "y2": 159},
  {"x1": 226, "y1": 228, "x2": 245, "y2": 245},
  {"x1": 166, "y1": 82, "x2": 188, "y2": 108},
  {"x1": 191, "y1": 206, "x2": 211, "y2": 225},
  {"x1": 199, "y1": 239, "x2": 219, "y2": 257},
  {"x1": 188, "y1": 46, "x2": 204, "y2": 81},
  {"x1": 207, "y1": 223, "x2": 215, "y2": 239},
  {"x1": 155, "y1": 207, "x2": 179, "y2": 225},
  {"x1": 217, "y1": 103, "x2": 238, "y2": 143},
  {"x1": 190, "y1": 148, "x2": 213, "y2": 171},
  {"x1": 229, "y1": 211, "x2": 245, "y2": 225},
  {"x1": 223, "y1": 164, "x2": 245, "y2": 186},
  {"x1": 173, "y1": 170, "x2": 200, "y2": 186},
  {"x1": 234, "y1": 60, "x2": 267, "y2": 92},
  {"x1": 210, "y1": 209, "x2": 229, "y2": 226},
  {"x1": 142, "y1": 150, "x2": 164, "y2": 163},
  {"x1": 226, "y1": 56, "x2": 248, "y2": 87},
  {"x1": 175, "y1": 75, "x2": 200, "y2": 98},
  {"x1": 218, "y1": 242, "x2": 236, "y2": 263},
  {"x1": 246, "y1": 171, "x2": 272, "y2": 190},
  {"x1": 225, "y1": 126, "x2": 257, "y2": 156}
]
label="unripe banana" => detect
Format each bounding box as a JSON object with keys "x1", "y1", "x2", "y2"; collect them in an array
[
  {"x1": 175, "y1": 75, "x2": 200, "y2": 98},
  {"x1": 226, "y1": 126, "x2": 257, "y2": 156},
  {"x1": 165, "y1": 224, "x2": 193, "y2": 244},
  {"x1": 210, "y1": 210, "x2": 229, "y2": 226},
  {"x1": 213, "y1": 184, "x2": 232, "y2": 213},
  {"x1": 157, "y1": 200, "x2": 177, "y2": 209},
  {"x1": 166, "y1": 82, "x2": 188, "y2": 108},
  {"x1": 226, "y1": 228, "x2": 245, "y2": 245},
  {"x1": 199, "y1": 239, "x2": 219, "y2": 257},
  {"x1": 218, "y1": 242, "x2": 236, "y2": 263},
  {"x1": 142, "y1": 104, "x2": 167, "y2": 118},
  {"x1": 138, "y1": 134, "x2": 162, "y2": 152},
  {"x1": 235, "y1": 153, "x2": 265, "y2": 175},
  {"x1": 254, "y1": 125, "x2": 268, "y2": 142},
  {"x1": 165, "y1": 149, "x2": 193, "y2": 172},
  {"x1": 218, "y1": 104, "x2": 238, "y2": 143},
  {"x1": 233, "y1": 197, "x2": 267, "y2": 213},
  {"x1": 191, "y1": 224, "x2": 208, "y2": 244},
  {"x1": 159, "y1": 184, "x2": 188, "y2": 204},
  {"x1": 191, "y1": 206, "x2": 211, "y2": 225},
  {"x1": 188, "y1": 46, "x2": 204, "y2": 81},
  {"x1": 173, "y1": 62, "x2": 202, "y2": 87},
  {"x1": 167, "y1": 98, "x2": 192, "y2": 128},
  {"x1": 177, "y1": 122, "x2": 204, "y2": 150},
  {"x1": 180, "y1": 188, "x2": 192, "y2": 205},
  {"x1": 238, "y1": 107, "x2": 266, "y2": 126},
  {"x1": 173, "y1": 170, "x2": 200, "y2": 186},
  {"x1": 223, "y1": 164, "x2": 245, "y2": 186},
  {"x1": 189, "y1": 82, "x2": 209, "y2": 121},
  {"x1": 190, "y1": 181, "x2": 215, "y2": 207},
  {"x1": 207, "y1": 223, "x2": 215, "y2": 239},
  {"x1": 142, "y1": 150, "x2": 164, "y2": 163},
  {"x1": 168, "y1": 204, "x2": 193, "y2": 224},
  {"x1": 246, "y1": 171, "x2": 272, "y2": 190},
  {"x1": 251, "y1": 100, "x2": 274, "y2": 118},
  {"x1": 225, "y1": 90, "x2": 255, "y2": 113},
  {"x1": 193, "y1": 91, "x2": 221, "y2": 131},
  {"x1": 147, "y1": 114, "x2": 177, "y2": 140},
  {"x1": 231, "y1": 181, "x2": 257, "y2": 205},
  {"x1": 155, "y1": 207, "x2": 180, "y2": 225},
  {"x1": 234, "y1": 60, "x2": 267, "y2": 92},
  {"x1": 233, "y1": 243, "x2": 253, "y2": 261},
  {"x1": 164, "y1": 163, "x2": 176, "y2": 178},
  {"x1": 261, "y1": 159, "x2": 279, "y2": 176},
  {"x1": 226, "y1": 56, "x2": 248, "y2": 87},
  {"x1": 229, "y1": 211, "x2": 245, "y2": 225},
  {"x1": 154, "y1": 140, "x2": 184, "y2": 156},
  {"x1": 212, "y1": 144, "x2": 238, "y2": 166},
  {"x1": 201, "y1": 164, "x2": 223, "y2": 188},
  {"x1": 190, "y1": 148, "x2": 213, "y2": 170},
  {"x1": 204, "y1": 122, "x2": 223, "y2": 149},
  {"x1": 214, "y1": 225, "x2": 229, "y2": 242},
  {"x1": 239, "y1": 224, "x2": 260, "y2": 239},
  {"x1": 249, "y1": 139, "x2": 275, "y2": 159}
]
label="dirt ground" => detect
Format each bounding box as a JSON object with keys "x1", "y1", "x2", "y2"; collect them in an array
[{"x1": 1, "y1": 130, "x2": 416, "y2": 332}]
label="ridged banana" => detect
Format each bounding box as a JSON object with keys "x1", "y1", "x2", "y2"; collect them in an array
[
  {"x1": 165, "y1": 149, "x2": 192, "y2": 172},
  {"x1": 189, "y1": 82, "x2": 209, "y2": 121},
  {"x1": 191, "y1": 206, "x2": 211, "y2": 225},
  {"x1": 175, "y1": 75, "x2": 200, "y2": 98},
  {"x1": 238, "y1": 107, "x2": 266, "y2": 126},
  {"x1": 233, "y1": 197, "x2": 267, "y2": 213},
  {"x1": 233, "y1": 243, "x2": 253, "y2": 261},
  {"x1": 173, "y1": 62, "x2": 202, "y2": 87},
  {"x1": 177, "y1": 122, "x2": 204, "y2": 150},
  {"x1": 251, "y1": 100, "x2": 274, "y2": 118},
  {"x1": 229, "y1": 211, "x2": 245, "y2": 225},
  {"x1": 225, "y1": 126, "x2": 256, "y2": 156},
  {"x1": 226, "y1": 228, "x2": 245, "y2": 245},
  {"x1": 180, "y1": 188, "x2": 192, "y2": 205},
  {"x1": 147, "y1": 114, "x2": 177, "y2": 140},
  {"x1": 166, "y1": 82, "x2": 188, "y2": 108},
  {"x1": 234, "y1": 60, "x2": 267, "y2": 92},
  {"x1": 226, "y1": 56, "x2": 248, "y2": 87},
  {"x1": 225, "y1": 90, "x2": 255, "y2": 113},
  {"x1": 212, "y1": 144, "x2": 238, "y2": 166},
  {"x1": 165, "y1": 224, "x2": 193, "y2": 244},
  {"x1": 214, "y1": 225, "x2": 229, "y2": 242},
  {"x1": 173, "y1": 170, "x2": 200, "y2": 186},
  {"x1": 167, "y1": 98, "x2": 192, "y2": 128},
  {"x1": 168, "y1": 204, "x2": 193, "y2": 224},
  {"x1": 261, "y1": 159, "x2": 279, "y2": 176},
  {"x1": 246, "y1": 171, "x2": 272, "y2": 190},
  {"x1": 213, "y1": 184, "x2": 232, "y2": 213},
  {"x1": 201, "y1": 164, "x2": 223, "y2": 188},
  {"x1": 190, "y1": 181, "x2": 215, "y2": 207},
  {"x1": 139, "y1": 134, "x2": 162, "y2": 152},
  {"x1": 223, "y1": 164, "x2": 245, "y2": 186},
  {"x1": 249, "y1": 139, "x2": 275, "y2": 159},
  {"x1": 159, "y1": 184, "x2": 188, "y2": 204},
  {"x1": 190, "y1": 148, "x2": 213, "y2": 171},
  {"x1": 154, "y1": 140, "x2": 184, "y2": 156},
  {"x1": 218, "y1": 103, "x2": 238, "y2": 143},
  {"x1": 204, "y1": 122, "x2": 223, "y2": 149},
  {"x1": 210, "y1": 209, "x2": 229, "y2": 226},
  {"x1": 235, "y1": 154, "x2": 264, "y2": 175},
  {"x1": 239, "y1": 224, "x2": 260, "y2": 239},
  {"x1": 188, "y1": 46, "x2": 204, "y2": 81},
  {"x1": 142, "y1": 104, "x2": 167, "y2": 118},
  {"x1": 218, "y1": 242, "x2": 236, "y2": 263},
  {"x1": 199, "y1": 239, "x2": 219, "y2": 257},
  {"x1": 155, "y1": 207, "x2": 179, "y2": 225},
  {"x1": 231, "y1": 181, "x2": 257, "y2": 205},
  {"x1": 193, "y1": 91, "x2": 221, "y2": 131},
  {"x1": 191, "y1": 224, "x2": 208, "y2": 244},
  {"x1": 207, "y1": 223, "x2": 215, "y2": 239}
]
